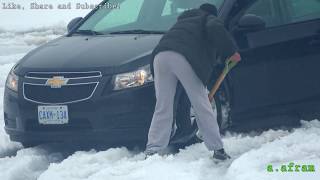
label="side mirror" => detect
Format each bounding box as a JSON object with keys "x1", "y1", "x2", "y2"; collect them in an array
[
  {"x1": 237, "y1": 14, "x2": 266, "y2": 32},
  {"x1": 67, "y1": 17, "x2": 83, "y2": 33}
]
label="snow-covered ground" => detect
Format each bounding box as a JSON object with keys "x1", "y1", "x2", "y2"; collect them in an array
[
  {"x1": 1, "y1": 0, "x2": 101, "y2": 30},
  {"x1": 0, "y1": 27, "x2": 320, "y2": 180}
]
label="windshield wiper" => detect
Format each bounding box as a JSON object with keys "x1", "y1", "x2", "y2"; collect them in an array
[
  {"x1": 109, "y1": 29, "x2": 165, "y2": 34},
  {"x1": 72, "y1": 30, "x2": 104, "y2": 35}
]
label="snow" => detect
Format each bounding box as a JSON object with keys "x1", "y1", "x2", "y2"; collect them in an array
[
  {"x1": 0, "y1": 0, "x2": 102, "y2": 30},
  {"x1": 0, "y1": 25, "x2": 320, "y2": 180},
  {"x1": 37, "y1": 123, "x2": 320, "y2": 180}
]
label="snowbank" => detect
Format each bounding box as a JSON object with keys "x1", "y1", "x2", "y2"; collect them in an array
[
  {"x1": 34, "y1": 122, "x2": 320, "y2": 180},
  {"x1": 0, "y1": 0, "x2": 101, "y2": 30},
  {"x1": 0, "y1": 24, "x2": 65, "y2": 56}
]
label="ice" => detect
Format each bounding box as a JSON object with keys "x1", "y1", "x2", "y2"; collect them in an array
[{"x1": 0, "y1": 26, "x2": 320, "y2": 180}]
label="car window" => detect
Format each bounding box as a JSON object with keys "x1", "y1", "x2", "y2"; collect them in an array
[
  {"x1": 160, "y1": 0, "x2": 224, "y2": 31},
  {"x1": 283, "y1": 0, "x2": 320, "y2": 23},
  {"x1": 244, "y1": 0, "x2": 281, "y2": 28},
  {"x1": 161, "y1": 0, "x2": 224, "y2": 16},
  {"x1": 78, "y1": 0, "x2": 225, "y2": 33},
  {"x1": 95, "y1": 0, "x2": 144, "y2": 31},
  {"x1": 80, "y1": 0, "x2": 144, "y2": 32}
]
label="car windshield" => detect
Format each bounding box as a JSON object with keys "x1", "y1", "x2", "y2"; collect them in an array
[{"x1": 77, "y1": 0, "x2": 224, "y2": 34}]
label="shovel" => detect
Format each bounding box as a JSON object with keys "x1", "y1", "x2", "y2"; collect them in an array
[{"x1": 208, "y1": 59, "x2": 238, "y2": 102}]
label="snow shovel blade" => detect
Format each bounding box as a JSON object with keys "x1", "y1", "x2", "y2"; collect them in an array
[{"x1": 208, "y1": 59, "x2": 238, "y2": 102}]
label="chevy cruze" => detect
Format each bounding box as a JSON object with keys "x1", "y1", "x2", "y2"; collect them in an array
[{"x1": 4, "y1": 0, "x2": 320, "y2": 147}]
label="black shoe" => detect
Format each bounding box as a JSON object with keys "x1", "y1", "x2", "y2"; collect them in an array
[{"x1": 213, "y1": 149, "x2": 231, "y2": 161}]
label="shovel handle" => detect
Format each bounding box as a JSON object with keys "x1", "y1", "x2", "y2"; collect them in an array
[{"x1": 208, "y1": 59, "x2": 238, "y2": 102}]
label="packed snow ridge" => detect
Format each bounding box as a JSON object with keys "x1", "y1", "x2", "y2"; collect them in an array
[{"x1": 0, "y1": 27, "x2": 319, "y2": 180}]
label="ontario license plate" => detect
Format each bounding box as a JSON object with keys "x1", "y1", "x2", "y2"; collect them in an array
[{"x1": 38, "y1": 105, "x2": 69, "y2": 125}]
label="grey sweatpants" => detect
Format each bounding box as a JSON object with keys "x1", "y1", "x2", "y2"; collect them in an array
[{"x1": 146, "y1": 51, "x2": 223, "y2": 154}]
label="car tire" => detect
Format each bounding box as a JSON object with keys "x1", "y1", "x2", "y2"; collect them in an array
[{"x1": 170, "y1": 87, "x2": 226, "y2": 148}]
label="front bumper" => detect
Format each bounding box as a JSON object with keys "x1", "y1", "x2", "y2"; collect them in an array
[
  {"x1": 5, "y1": 127, "x2": 149, "y2": 144},
  {"x1": 3, "y1": 75, "x2": 156, "y2": 144}
]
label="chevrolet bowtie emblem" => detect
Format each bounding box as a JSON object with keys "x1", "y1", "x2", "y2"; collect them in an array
[{"x1": 46, "y1": 76, "x2": 69, "y2": 88}]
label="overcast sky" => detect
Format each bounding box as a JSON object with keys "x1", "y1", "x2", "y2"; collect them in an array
[{"x1": 0, "y1": 0, "x2": 102, "y2": 30}]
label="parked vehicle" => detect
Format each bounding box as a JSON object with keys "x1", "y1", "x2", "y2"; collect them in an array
[{"x1": 4, "y1": 0, "x2": 320, "y2": 147}]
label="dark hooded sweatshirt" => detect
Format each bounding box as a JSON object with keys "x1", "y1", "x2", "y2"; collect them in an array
[{"x1": 151, "y1": 9, "x2": 237, "y2": 85}]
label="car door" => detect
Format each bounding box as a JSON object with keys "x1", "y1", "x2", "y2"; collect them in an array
[{"x1": 227, "y1": 0, "x2": 320, "y2": 122}]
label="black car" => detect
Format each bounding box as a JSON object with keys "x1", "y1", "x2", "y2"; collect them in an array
[{"x1": 3, "y1": 0, "x2": 320, "y2": 147}]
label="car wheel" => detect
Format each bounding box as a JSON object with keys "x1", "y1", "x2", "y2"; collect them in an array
[{"x1": 170, "y1": 87, "x2": 228, "y2": 147}]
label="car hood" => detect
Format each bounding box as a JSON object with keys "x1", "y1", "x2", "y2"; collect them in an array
[{"x1": 16, "y1": 34, "x2": 162, "y2": 76}]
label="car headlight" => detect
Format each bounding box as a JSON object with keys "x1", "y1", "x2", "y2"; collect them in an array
[
  {"x1": 6, "y1": 69, "x2": 19, "y2": 92},
  {"x1": 113, "y1": 65, "x2": 154, "y2": 90}
]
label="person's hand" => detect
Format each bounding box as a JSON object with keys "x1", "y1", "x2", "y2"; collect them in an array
[{"x1": 229, "y1": 52, "x2": 241, "y2": 63}]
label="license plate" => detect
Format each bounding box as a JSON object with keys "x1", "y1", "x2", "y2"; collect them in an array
[{"x1": 38, "y1": 105, "x2": 69, "y2": 125}]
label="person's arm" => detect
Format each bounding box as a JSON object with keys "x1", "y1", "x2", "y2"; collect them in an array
[{"x1": 206, "y1": 18, "x2": 241, "y2": 62}]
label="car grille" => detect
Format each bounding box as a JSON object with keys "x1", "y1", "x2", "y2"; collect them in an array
[
  {"x1": 25, "y1": 71, "x2": 101, "y2": 79},
  {"x1": 24, "y1": 83, "x2": 98, "y2": 104},
  {"x1": 23, "y1": 71, "x2": 101, "y2": 104}
]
